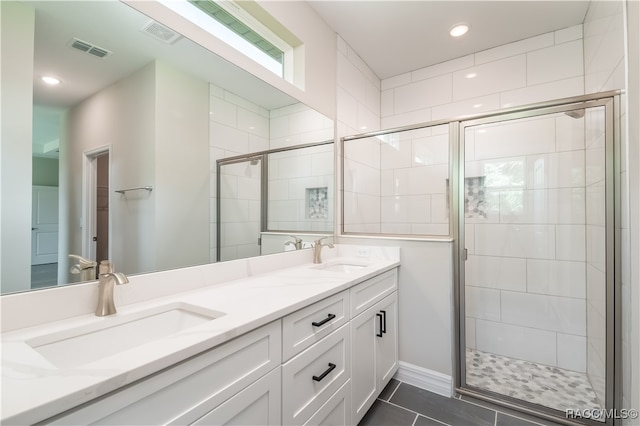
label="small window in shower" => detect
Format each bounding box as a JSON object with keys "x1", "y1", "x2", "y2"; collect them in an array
[{"x1": 306, "y1": 187, "x2": 328, "y2": 219}]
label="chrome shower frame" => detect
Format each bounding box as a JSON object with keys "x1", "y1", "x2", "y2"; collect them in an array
[
  {"x1": 339, "y1": 90, "x2": 622, "y2": 425},
  {"x1": 452, "y1": 91, "x2": 622, "y2": 426}
]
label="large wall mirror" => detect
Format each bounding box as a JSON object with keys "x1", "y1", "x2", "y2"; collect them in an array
[{"x1": 2, "y1": 0, "x2": 334, "y2": 295}]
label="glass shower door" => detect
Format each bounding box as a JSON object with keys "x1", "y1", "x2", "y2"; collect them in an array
[
  {"x1": 460, "y1": 103, "x2": 612, "y2": 419},
  {"x1": 217, "y1": 156, "x2": 263, "y2": 261}
]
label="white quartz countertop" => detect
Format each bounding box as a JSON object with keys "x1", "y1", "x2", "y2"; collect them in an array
[{"x1": 0, "y1": 247, "x2": 399, "y2": 424}]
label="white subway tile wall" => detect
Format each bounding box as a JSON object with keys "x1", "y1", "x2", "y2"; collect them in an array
[
  {"x1": 581, "y1": 0, "x2": 627, "y2": 408},
  {"x1": 343, "y1": 122, "x2": 450, "y2": 235},
  {"x1": 209, "y1": 85, "x2": 334, "y2": 260},
  {"x1": 267, "y1": 144, "x2": 333, "y2": 232},
  {"x1": 338, "y1": 13, "x2": 625, "y2": 405}
]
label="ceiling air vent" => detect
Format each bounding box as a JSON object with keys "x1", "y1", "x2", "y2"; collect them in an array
[
  {"x1": 141, "y1": 20, "x2": 182, "y2": 44},
  {"x1": 68, "y1": 38, "x2": 112, "y2": 59}
]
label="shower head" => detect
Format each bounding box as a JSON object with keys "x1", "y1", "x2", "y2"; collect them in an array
[
  {"x1": 249, "y1": 159, "x2": 259, "y2": 166},
  {"x1": 564, "y1": 109, "x2": 585, "y2": 119}
]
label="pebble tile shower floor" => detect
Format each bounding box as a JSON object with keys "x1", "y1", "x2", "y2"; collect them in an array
[{"x1": 466, "y1": 349, "x2": 602, "y2": 414}]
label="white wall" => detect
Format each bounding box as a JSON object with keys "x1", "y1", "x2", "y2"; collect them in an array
[
  {"x1": 209, "y1": 85, "x2": 334, "y2": 260},
  {"x1": 464, "y1": 112, "x2": 591, "y2": 375},
  {"x1": 0, "y1": 1, "x2": 35, "y2": 293},
  {"x1": 335, "y1": 34, "x2": 456, "y2": 382},
  {"x1": 338, "y1": 26, "x2": 591, "y2": 389},
  {"x1": 66, "y1": 63, "x2": 157, "y2": 279},
  {"x1": 584, "y1": 1, "x2": 631, "y2": 407},
  {"x1": 124, "y1": 0, "x2": 337, "y2": 120},
  {"x1": 381, "y1": 25, "x2": 584, "y2": 129},
  {"x1": 624, "y1": 0, "x2": 640, "y2": 417},
  {"x1": 208, "y1": 83, "x2": 270, "y2": 261},
  {"x1": 154, "y1": 61, "x2": 210, "y2": 271},
  {"x1": 66, "y1": 61, "x2": 210, "y2": 278},
  {"x1": 268, "y1": 105, "x2": 334, "y2": 233}
]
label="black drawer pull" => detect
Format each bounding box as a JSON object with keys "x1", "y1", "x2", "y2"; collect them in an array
[
  {"x1": 312, "y1": 313, "x2": 336, "y2": 327},
  {"x1": 376, "y1": 313, "x2": 383, "y2": 337},
  {"x1": 380, "y1": 310, "x2": 387, "y2": 334},
  {"x1": 313, "y1": 363, "x2": 336, "y2": 382}
]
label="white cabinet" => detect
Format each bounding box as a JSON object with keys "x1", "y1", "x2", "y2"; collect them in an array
[
  {"x1": 42, "y1": 266, "x2": 399, "y2": 426},
  {"x1": 191, "y1": 367, "x2": 281, "y2": 425},
  {"x1": 351, "y1": 292, "x2": 398, "y2": 425},
  {"x1": 304, "y1": 380, "x2": 351, "y2": 426},
  {"x1": 46, "y1": 321, "x2": 282, "y2": 425},
  {"x1": 282, "y1": 324, "x2": 351, "y2": 425},
  {"x1": 282, "y1": 290, "x2": 349, "y2": 361}
]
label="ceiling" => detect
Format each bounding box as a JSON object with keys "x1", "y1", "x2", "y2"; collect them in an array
[
  {"x1": 308, "y1": 1, "x2": 591, "y2": 80},
  {"x1": 30, "y1": 0, "x2": 296, "y2": 157},
  {"x1": 29, "y1": 0, "x2": 591, "y2": 157}
]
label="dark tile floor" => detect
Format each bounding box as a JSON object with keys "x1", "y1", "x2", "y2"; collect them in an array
[{"x1": 359, "y1": 379, "x2": 568, "y2": 426}]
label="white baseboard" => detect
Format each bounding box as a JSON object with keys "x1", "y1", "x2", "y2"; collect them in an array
[{"x1": 393, "y1": 361, "x2": 453, "y2": 397}]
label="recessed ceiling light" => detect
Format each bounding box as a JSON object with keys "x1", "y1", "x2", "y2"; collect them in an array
[
  {"x1": 450, "y1": 24, "x2": 469, "y2": 37},
  {"x1": 42, "y1": 76, "x2": 61, "y2": 86},
  {"x1": 473, "y1": 104, "x2": 483, "y2": 108},
  {"x1": 465, "y1": 72, "x2": 477, "y2": 79}
]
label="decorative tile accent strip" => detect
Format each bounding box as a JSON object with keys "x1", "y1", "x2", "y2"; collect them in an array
[
  {"x1": 306, "y1": 187, "x2": 328, "y2": 219},
  {"x1": 466, "y1": 349, "x2": 602, "y2": 414}
]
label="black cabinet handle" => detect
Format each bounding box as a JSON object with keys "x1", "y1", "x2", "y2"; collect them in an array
[
  {"x1": 312, "y1": 363, "x2": 336, "y2": 382},
  {"x1": 380, "y1": 310, "x2": 387, "y2": 334},
  {"x1": 376, "y1": 313, "x2": 383, "y2": 337},
  {"x1": 312, "y1": 313, "x2": 336, "y2": 327}
]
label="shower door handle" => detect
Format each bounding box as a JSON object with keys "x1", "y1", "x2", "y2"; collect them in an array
[{"x1": 463, "y1": 248, "x2": 468, "y2": 261}]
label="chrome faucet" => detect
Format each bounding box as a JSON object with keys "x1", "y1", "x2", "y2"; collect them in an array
[
  {"x1": 313, "y1": 237, "x2": 334, "y2": 264},
  {"x1": 285, "y1": 236, "x2": 303, "y2": 250},
  {"x1": 69, "y1": 254, "x2": 97, "y2": 282},
  {"x1": 95, "y1": 260, "x2": 129, "y2": 317}
]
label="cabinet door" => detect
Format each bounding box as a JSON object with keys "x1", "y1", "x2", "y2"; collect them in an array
[
  {"x1": 376, "y1": 292, "x2": 398, "y2": 390},
  {"x1": 350, "y1": 305, "x2": 377, "y2": 425},
  {"x1": 190, "y1": 367, "x2": 281, "y2": 426}
]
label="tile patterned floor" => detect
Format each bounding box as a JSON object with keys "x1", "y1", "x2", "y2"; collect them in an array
[
  {"x1": 466, "y1": 349, "x2": 602, "y2": 414},
  {"x1": 359, "y1": 379, "x2": 568, "y2": 426}
]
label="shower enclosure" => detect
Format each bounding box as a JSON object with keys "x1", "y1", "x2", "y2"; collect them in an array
[
  {"x1": 455, "y1": 93, "x2": 621, "y2": 424},
  {"x1": 216, "y1": 141, "x2": 334, "y2": 261},
  {"x1": 341, "y1": 91, "x2": 621, "y2": 424}
]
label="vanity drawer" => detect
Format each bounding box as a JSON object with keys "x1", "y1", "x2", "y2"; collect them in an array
[
  {"x1": 282, "y1": 290, "x2": 349, "y2": 361},
  {"x1": 350, "y1": 268, "x2": 397, "y2": 318},
  {"x1": 304, "y1": 379, "x2": 351, "y2": 426},
  {"x1": 282, "y1": 324, "x2": 351, "y2": 425},
  {"x1": 46, "y1": 321, "x2": 281, "y2": 425}
]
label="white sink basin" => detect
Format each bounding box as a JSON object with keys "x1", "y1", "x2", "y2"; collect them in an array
[
  {"x1": 26, "y1": 303, "x2": 224, "y2": 368},
  {"x1": 315, "y1": 263, "x2": 369, "y2": 273}
]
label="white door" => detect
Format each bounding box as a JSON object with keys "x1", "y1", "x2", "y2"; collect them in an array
[{"x1": 31, "y1": 185, "x2": 59, "y2": 265}]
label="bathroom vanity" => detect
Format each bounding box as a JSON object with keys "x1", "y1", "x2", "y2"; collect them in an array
[{"x1": 0, "y1": 245, "x2": 399, "y2": 425}]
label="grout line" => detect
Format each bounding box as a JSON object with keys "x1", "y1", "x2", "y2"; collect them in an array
[
  {"x1": 379, "y1": 398, "x2": 451, "y2": 426},
  {"x1": 457, "y1": 395, "x2": 551, "y2": 426},
  {"x1": 386, "y1": 379, "x2": 402, "y2": 401},
  {"x1": 411, "y1": 413, "x2": 419, "y2": 426}
]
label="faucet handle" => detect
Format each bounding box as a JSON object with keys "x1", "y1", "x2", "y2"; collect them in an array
[
  {"x1": 314, "y1": 236, "x2": 327, "y2": 245},
  {"x1": 99, "y1": 260, "x2": 114, "y2": 275},
  {"x1": 68, "y1": 254, "x2": 97, "y2": 271}
]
